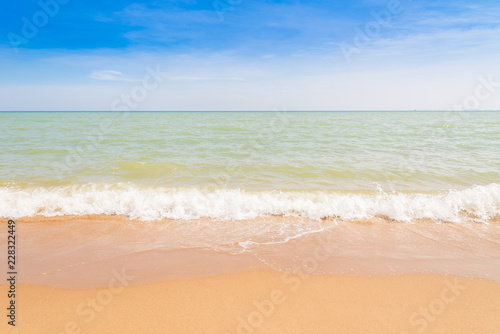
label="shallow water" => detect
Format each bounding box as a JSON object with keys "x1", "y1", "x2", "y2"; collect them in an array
[{"x1": 0, "y1": 111, "x2": 499, "y2": 221}]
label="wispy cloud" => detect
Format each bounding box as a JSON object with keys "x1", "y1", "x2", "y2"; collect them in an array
[{"x1": 88, "y1": 70, "x2": 137, "y2": 82}]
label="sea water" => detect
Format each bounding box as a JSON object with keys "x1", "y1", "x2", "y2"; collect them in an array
[{"x1": 0, "y1": 111, "x2": 498, "y2": 222}]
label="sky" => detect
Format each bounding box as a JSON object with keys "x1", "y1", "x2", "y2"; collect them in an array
[{"x1": 1, "y1": 0, "x2": 500, "y2": 111}]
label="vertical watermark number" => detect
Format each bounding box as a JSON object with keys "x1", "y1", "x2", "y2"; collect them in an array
[{"x1": 6, "y1": 220, "x2": 17, "y2": 326}]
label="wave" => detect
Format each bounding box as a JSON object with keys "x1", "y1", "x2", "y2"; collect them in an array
[{"x1": 0, "y1": 183, "x2": 499, "y2": 222}]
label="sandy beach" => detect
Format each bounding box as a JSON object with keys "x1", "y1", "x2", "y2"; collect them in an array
[
  {"x1": 1, "y1": 270, "x2": 500, "y2": 334},
  {"x1": 1, "y1": 215, "x2": 500, "y2": 333}
]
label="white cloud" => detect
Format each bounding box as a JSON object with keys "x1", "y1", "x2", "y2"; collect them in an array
[{"x1": 89, "y1": 70, "x2": 137, "y2": 82}]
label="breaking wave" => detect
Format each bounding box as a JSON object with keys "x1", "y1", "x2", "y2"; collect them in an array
[{"x1": 0, "y1": 183, "x2": 499, "y2": 222}]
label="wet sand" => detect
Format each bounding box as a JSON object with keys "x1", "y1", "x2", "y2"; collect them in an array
[{"x1": 1, "y1": 215, "x2": 500, "y2": 333}]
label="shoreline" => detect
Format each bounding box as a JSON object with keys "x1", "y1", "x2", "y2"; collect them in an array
[{"x1": 2, "y1": 215, "x2": 500, "y2": 288}]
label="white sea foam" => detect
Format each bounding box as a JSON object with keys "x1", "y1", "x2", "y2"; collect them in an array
[{"x1": 0, "y1": 183, "x2": 499, "y2": 222}]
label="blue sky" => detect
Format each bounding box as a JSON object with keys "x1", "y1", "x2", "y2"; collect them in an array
[{"x1": 1, "y1": 0, "x2": 500, "y2": 110}]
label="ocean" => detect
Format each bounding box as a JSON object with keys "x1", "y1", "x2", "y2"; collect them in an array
[{"x1": 1, "y1": 111, "x2": 499, "y2": 222}]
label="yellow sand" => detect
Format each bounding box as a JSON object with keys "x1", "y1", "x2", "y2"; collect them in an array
[
  {"x1": 1, "y1": 270, "x2": 500, "y2": 334},
  {"x1": 2, "y1": 215, "x2": 500, "y2": 333}
]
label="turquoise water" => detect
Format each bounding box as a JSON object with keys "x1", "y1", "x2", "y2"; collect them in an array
[{"x1": 0, "y1": 111, "x2": 499, "y2": 221}]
